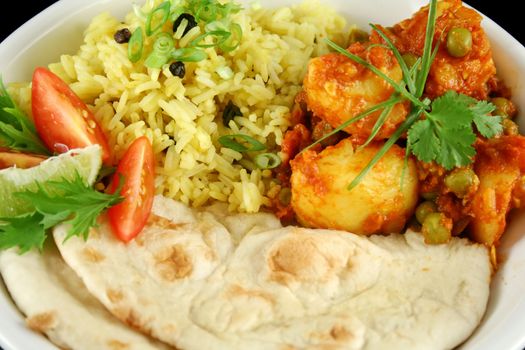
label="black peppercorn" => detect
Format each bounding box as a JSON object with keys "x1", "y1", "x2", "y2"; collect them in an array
[
  {"x1": 114, "y1": 28, "x2": 132, "y2": 44},
  {"x1": 169, "y1": 61, "x2": 186, "y2": 78},
  {"x1": 173, "y1": 14, "x2": 198, "y2": 36}
]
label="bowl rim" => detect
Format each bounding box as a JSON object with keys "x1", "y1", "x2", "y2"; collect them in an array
[{"x1": 1, "y1": 1, "x2": 525, "y2": 350}]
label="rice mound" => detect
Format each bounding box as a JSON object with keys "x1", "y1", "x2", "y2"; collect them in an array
[{"x1": 10, "y1": 0, "x2": 347, "y2": 212}]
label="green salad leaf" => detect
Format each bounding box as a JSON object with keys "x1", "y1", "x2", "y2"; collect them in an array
[{"x1": 0, "y1": 78, "x2": 49, "y2": 155}]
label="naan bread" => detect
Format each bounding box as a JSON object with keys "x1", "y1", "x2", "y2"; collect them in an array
[
  {"x1": 53, "y1": 196, "x2": 239, "y2": 350},
  {"x1": 0, "y1": 241, "x2": 169, "y2": 350},
  {"x1": 192, "y1": 227, "x2": 491, "y2": 349},
  {"x1": 54, "y1": 196, "x2": 491, "y2": 350}
]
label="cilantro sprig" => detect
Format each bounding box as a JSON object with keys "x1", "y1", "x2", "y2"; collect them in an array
[
  {"x1": 0, "y1": 173, "x2": 122, "y2": 253},
  {"x1": 408, "y1": 91, "x2": 502, "y2": 169},
  {"x1": 0, "y1": 78, "x2": 50, "y2": 155},
  {"x1": 306, "y1": 0, "x2": 503, "y2": 189}
]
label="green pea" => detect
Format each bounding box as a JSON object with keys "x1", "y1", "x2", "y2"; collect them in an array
[
  {"x1": 491, "y1": 97, "x2": 514, "y2": 119},
  {"x1": 279, "y1": 187, "x2": 292, "y2": 206},
  {"x1": 422, "y1": 212, "x2": 452, "y2": 244},
  {"x1": 402, "y1": 53, "x2": 419, "y2": 69},
  {"x1": 502, "y1": 119, "x2": 519, "y2": 136},
  {"x1": 348, "y1": 28, "x2": 369, "y2": 45},
  {"x1": 444, "y1": 168, "x2": 478, "y2": 198},
  {"x1": 446, "y1": 27, "x2": 472, "y2": 58},
  {"x1": 415, "y1": 201, "x2": 437, "y2": 224},
  {"x1": 421, "y1": 191, "x2": 438, "y2": 201}
]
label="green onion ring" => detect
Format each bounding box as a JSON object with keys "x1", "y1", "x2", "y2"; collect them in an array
[
  {"x1": 218, "y1": 134, "x2": 266, "y2": 152},
  {"x1": 189, "y1": 30, "x2": 231, "y2": 48},
  {"x1": 128, "y1": 27, "x2": 144, "y2": 63},
  {"x1": 145, "y1": 1, "x2": 171, "y2": 36},
  {"x1": 254, "y1": 153, "x2": 282, "y2": 169},
  {"x1": 144, "y1": 33, "x2": 174, "y2": 68},
  {"x1": 171, "y1": 48, "x2": 208, "y2": 62},
  {"x1": 196, "y1": 3, "x2": 218, "y2": 22},
  {"x1": 219, "y1": 23, "x2": 242, "y2": 52}
]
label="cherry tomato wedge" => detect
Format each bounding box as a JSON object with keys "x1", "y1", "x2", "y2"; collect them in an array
[
  {"x1": 0, "y1": 149, "x2": 47, "y2": 169},
  {"x1": 31, "y1": 67, "x2": 111, "y2": 163},
  {"x1": 108, "y1": 136, "x2": 155, "y2": 243}
]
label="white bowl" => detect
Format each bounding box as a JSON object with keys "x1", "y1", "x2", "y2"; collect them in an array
[{"x1": 1, "y1": 0, "x2": 525, "y2": 349}]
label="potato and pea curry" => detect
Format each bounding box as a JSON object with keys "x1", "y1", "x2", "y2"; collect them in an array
[{"x1": 275, "y1": 0, "x2": 525, "y2": 250}]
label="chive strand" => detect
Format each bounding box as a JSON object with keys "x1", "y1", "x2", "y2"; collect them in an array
[
  {"x1": 399, "y1": 142, "x2": 411, "y2": 191},
  {"x1": 369, "y1": 23, "x2": 416, "y2": 95},
  {"x1": 325, "y1": 38, "x2": 426, "y2": 109},
  {"x1": 347, "y1": 107, "x2": 423, "y2": 191},
  {"x1": 415, "y1": 0, "x2": 438, "y2": 97},
  {"x1": 302, "y1": 96, "x2": 402, "y2": 153},
  {"x1": 358, "y1": 101, "x2": 395, "y2": 150}
]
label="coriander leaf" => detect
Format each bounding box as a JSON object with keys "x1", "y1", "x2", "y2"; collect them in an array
[
  {"x1": 0, "y1": 78, "x2": 49, "y2": 155},
  {"x1": 428, "y1": 91, "x2": 473, "y2": 129},
  {"x1": 469, "y1": 98, "x2": 493, "y2": 115},
  {"x1": 0, "y1": 213, "x2": 47, "y2": 254},
  {"x1": 474, "y1": 113, "x2": 503, "y2": 138},
  {"x1": 470, "y1": 100, "x2": 503, "y2": 138},
  {"x1": 436, "y1": 127, "x2": 476, "y2": 170},
  {"x1": 408, "y1": 119, "x2": 439, "y2": 162},
  {"x1": 408, "y1": 91, "x2": 478, "y2": 170}
]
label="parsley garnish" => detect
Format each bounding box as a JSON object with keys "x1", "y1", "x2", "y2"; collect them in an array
[
  {"x1": 306, "y1": 0, "x2": 503, "y2": 189},
  {"x1": 0, "y1": 173, "x2": 122, "y2": 253},
  {"x1": 0, "y1": 78, "x2": 50, "y2": 155}
]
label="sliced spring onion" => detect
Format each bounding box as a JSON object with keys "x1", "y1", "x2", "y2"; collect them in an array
[
  {"x1": 145, "y1": 52, "x2": 169, "y2": 68},
  {"x1": 153, "y1": 32, "x2": 175, "y2": 54},
  {"x1": 185, "y1": 0, "x2": 242, "y2": 24},
  {"x1": 145, "y1": 33, "x2": 174, "y2": 68},
  {"x1": 205, "y1": 19, "x2": 229, "y2": 32},
  {"x1": 254, "y1": 153, "x2": 281, "y2": 169},
  {"x1": 189, "y1": 30, "x2": 231, "y2": 48},
  {"x1": 218, "y1": 134, "x2": 266, "y2": 152},
  {"x1": 195, "y1": 2, "x2": 219, "y2": 22},
  {"x1": 145, "y1": 1, "x2": 171, "y2": 36},
  {"x1": 171, "y1": 47, "x2": 208, "y2": 62},
  {"x1": 169, "y1": 0, "x2": 184, "y2": 15},
  {"x1": 219, "y1": 23, "x2": 242, "y2": 52},
  {"x1": 128, "y1": 27, "x2": 144, "y2": 63},
  {"x1": 218, "y1": 2, "x2": 243, "y2": 17},
  {"x1": 170, "y1": 7, "x2": 185, "y2": 22},
  {"x1": 185, "y1": 0, "x2": 202, "y2": 17}
]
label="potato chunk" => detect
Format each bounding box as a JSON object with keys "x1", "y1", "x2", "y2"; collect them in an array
[
  {"x1": 290, "y1": 139, "x2": 418, "y2": 235},
  {"x1": 303, "y1": 45, "x2": 409, "y2": 142},
  {"x1": 469, "y1": 136, "x2": 525, "y2": 246}
]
